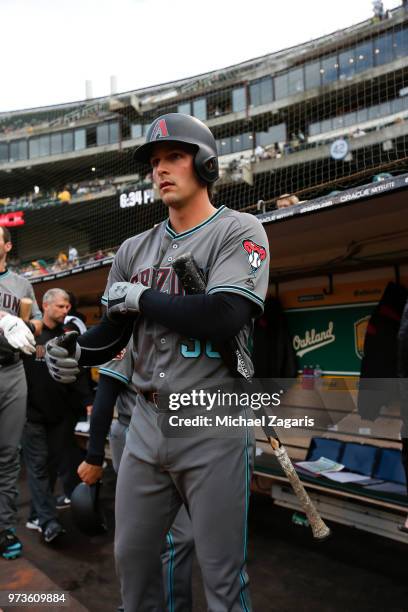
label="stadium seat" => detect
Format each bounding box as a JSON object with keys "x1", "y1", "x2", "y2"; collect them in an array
[
  {"x1": 306, "y1": 437, "x2": 345, "y2": 463},
  {"x1": 341, "y1": 442, "x2": 379, "y2": 476},
  {"x1": 373, "y1": 448, "x2": 407, "y2": 485}
]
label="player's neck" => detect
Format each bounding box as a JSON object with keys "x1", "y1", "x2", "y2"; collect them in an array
[
  {"x1": 169, "y1": 198, "x2": 216, "y2": 234},
  {"x1": 0, "y1": 257, "x2": 7, "y2": 273}
]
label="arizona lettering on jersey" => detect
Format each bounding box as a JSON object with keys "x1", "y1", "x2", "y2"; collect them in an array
[
  {"x1": 103, "y1": 206, "x2": 269, "y2": 392},
  {"x1": 0, "y1": 270, "x2": 41, "y2": 320},
  {"x1": 130, "y1": 266, "x2": 184, "y2": 294}
]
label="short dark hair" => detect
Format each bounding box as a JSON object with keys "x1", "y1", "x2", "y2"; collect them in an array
[{"x1": 0, "y1": 226, "x2": 11, "y2": 243}]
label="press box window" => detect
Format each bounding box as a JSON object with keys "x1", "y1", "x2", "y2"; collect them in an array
[
  {"x1": 62, "y1": 131, "x2": 74, "y2": 153},
  {"x1": 192, "y1": 98, "x2": 207, "y2": 121},
  {"x1": 287, "y1": 67, "x2": 304, "y2": 96},
  {"x1": 178, "y1": 102, "x2": 191, "y2": 114},
  {"x1": 74, "y1": 129, "x2": 86, "y2": 151},
  {"x1": 97, "y1": 124, "x2": 109, "y2": 146},
  {"x1": 109, "y1": 122, "x2": 119, "y2": 143},
  {"x1": 394, "y1": 26, "x2": 408, "y2": 59},
  {"x1": 320, "y1": 54, "x2": 338, "y2": 85},
  {"x1": 354, "y1": 41, "x2": 373, "y2": 73},
  {"x1": 39, "y1": 135, "x2": 50, "y2": 157},
  {"x1": 50, "y1": 133, "x2": 62, "y2": 155},
  {"x1": 339, "y1": 48, "x2": 356, "y2": 80},
  {"x1": 305, "y1": 61, "x2": 321, "y2": 90},
  {"x1": 374, "y1": 32, "x2": 394, "y2": 66},
  {"x1": 10, "y1": 139, "x2": 27, "y2": 161},
  {"x1": 0, "y1": 142, "x2": 8, "y2": 162},
  {"x1": 232, "y1": 87, "x2": 246, "y2": 113},
  {"x1": 131, "y1": 124, "x2": 143, "y2": 139},
  {"x1": 217, "y1": 137, "x2": 232, "y2": 155},
  {"x1": 29, "y1": 138, "x2": 40, "y2": 159},
  {"x1": 257, "y1": 123, "x2": 287, "y2": 146},
  {"x1": 274, "y1": 73, "x2": 289, "y2": 100}
]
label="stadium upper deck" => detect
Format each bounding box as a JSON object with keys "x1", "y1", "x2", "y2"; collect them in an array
[
  {"x1": 1, "y1": 6, "x2": 407, "y2": 179},
  {"x1": 1, "y1": 4, "x2": 408, "y2": 268}
]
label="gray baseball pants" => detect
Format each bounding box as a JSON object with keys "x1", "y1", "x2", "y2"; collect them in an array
[
  {"x1": 0, "y1": 362, "x2": 27, "y2": 531},
  {"x1": 110, "y1": 417, "x2": 195, "y2": 612},
  {"x1": 114, "y1": 397, "x2": 253, "y2": 612}
]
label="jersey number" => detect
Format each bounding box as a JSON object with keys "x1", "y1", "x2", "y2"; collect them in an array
[{"x1": 180, "y1": 339, "x2": 220, "y2": 359}]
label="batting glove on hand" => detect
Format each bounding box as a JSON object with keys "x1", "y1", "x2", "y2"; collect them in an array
[
  {"x1": 45, "y1": 331, "x2": 81, "y2": 383},
  {"x1": 0, "y1": 313, "x2": 36, "y2": 354},
  {"x1": 106, "y1": 282, "x2": 149, "y2": 319}
]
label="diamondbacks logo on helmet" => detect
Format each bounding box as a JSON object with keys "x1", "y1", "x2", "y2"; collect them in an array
[
  {"x1": 242, "y1": 240, "x2": 267, "y2": 275},
  {"x1": 150, "y1": 119, "x2": 169, "y2": 142}
]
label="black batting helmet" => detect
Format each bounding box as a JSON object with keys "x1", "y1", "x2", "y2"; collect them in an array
[
  {"x1": 133, "y1": 113, "x2": 219, "y2": 184},
  {"x1": 70, "y1": 482, "x2": 108, "y2": 536}
]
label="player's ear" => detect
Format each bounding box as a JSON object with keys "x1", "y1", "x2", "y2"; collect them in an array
[{"x1": 5, "y1": 242, "x2": 12, "y2": 253}]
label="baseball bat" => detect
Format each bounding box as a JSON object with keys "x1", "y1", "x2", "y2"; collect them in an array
[
  {"x1": 57, "y1": 330, "x2": 79, "y2": 354},
  {"x1": 19, "y1": 297, "x2": 33, "y2": 322},
  {"x1": 172, "y1": 252, "x2": 331, "y2": 541}
]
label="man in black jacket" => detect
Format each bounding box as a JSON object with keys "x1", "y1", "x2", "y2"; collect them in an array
[{"x1": 22, "y1": 288, "x2": 92, "y2": 543}]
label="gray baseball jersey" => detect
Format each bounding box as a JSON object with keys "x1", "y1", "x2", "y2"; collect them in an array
[
  {"x1": 106, "y1": 206, "x2": 269, "y2": 611},
  {"x1": 102, "y1": 206, "x2": 269, "y2": 391},
  {"x1": 0, "y1": 268, "x2": 40, "y2": 533},
  {"x1": 0, "y1": 269, "x2": 42, "y2": 320},
  {"x1": 98, "y1": 344, "x2": 136, "y2": 420}
]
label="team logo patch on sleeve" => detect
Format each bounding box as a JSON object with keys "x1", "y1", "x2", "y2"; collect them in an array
[{"x1": 242, "y1": 240, "x2": 267, "y2": 275}]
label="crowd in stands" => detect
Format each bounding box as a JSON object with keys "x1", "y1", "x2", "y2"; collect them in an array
[
  {"x1": 0, "y1": 104, "x2": 109, "y2": 137},
  {"x1": 222, "y1": 110, "x2": 406, "y2": 184},
  {"x1": 0, "y1": 115, "x2": 49, "y2": 136},
  {"x1": 0, "y1": 175, "x2": 153, "y2": 213},
  {"x1": 8, "y1": 246, "x2": 117, "y2": 279}
]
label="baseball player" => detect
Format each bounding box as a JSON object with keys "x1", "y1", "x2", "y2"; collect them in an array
[
  {"x1": 45, "y1": 113, "x2": 269, "y2": 610},
  {"x1": 23, "y1": 288, "x2": 93, "y2": 543},
  {"x1": 0, "y1": 225, "x2": 42, "y2": 560},
  {"x1": 78, "y1": 343, "x2": 195, "y2": 611}
]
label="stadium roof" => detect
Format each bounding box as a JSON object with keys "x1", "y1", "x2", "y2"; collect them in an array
[{"x1": 0, "y1": 5, "x2": 404, "y2": 119}]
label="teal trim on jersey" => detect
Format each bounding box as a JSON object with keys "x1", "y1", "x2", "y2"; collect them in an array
[
  {"x1": 101, "y1": 296, "x2": 107, "y2": 305},
  {"x1": 98, "y1": 368, "x2": 130, "y2": 385},
  {"x1": 0, "y1": 269, "x2": 10, "y2": 279},
  {"x1": 239, "y1": 408, "x2": 251, "y2": 612},
  {"x1": 166, "y1": 531, "x2": 175, "y2": 612},
  {"x1": 165, "y1": 205, "x2": 226, "y2": 240},
  {"x1": 208, "y1": 285, "x2": 264, "y2": 308}
]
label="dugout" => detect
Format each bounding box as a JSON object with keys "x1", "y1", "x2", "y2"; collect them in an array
[
  {"x1": 253, "y1": 172, "x2": 408, "y2": 542},
  {"x1": 31, "y1": 172, "x2": 408, "y2": 542}
]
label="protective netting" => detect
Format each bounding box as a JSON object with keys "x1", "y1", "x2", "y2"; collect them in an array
[{"x1": 1, "y1": 6, "x2": 408, "y2": 278}]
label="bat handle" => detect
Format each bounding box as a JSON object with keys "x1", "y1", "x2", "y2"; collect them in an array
[
  {"x1": 274, "y1": 445, "x2": 331, "y2": 541},
  {"x1": 57, "y1": 331, "x2": 79, "y2": 356}
]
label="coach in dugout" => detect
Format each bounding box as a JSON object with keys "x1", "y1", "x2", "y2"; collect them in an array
[
  {"x1": 22, "y1": 288, "x2": 93, "y2": 544},
  {"x1": 0, "y1": 225, "x2": 42, "y2": 560}
]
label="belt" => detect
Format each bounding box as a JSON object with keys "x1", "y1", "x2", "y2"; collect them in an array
[{"x1": 0, "y1": 353, "x2": 20, "y2": 368}]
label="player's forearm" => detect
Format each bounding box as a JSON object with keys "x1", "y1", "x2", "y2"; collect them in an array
[
  {"x1": 139, "y1": 290, "x2": 253, "y2": 341},
  {"x1": 77, "y1": 314, "x2": 134, "y2": 366},
  {"x1": 86, "y1": 374, "x2": 123, "y2": 465}
]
